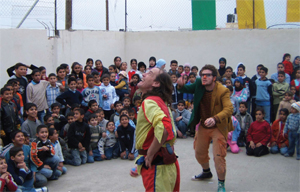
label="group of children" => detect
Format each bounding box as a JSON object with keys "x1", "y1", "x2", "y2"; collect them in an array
[{"x1": 0, "y1": 54, "x2": 299, "y2": 191}]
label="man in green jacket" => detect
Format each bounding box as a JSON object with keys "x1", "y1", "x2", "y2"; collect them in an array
[{"x1": 177, "y1": 64, "x2": 233, "y2": 192}]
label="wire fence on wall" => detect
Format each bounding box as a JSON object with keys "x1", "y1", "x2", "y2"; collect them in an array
[{"x1": 0, "y1": 0, "x2": 299, "y2": 32}]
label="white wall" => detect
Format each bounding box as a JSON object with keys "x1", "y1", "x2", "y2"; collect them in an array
[{"x1": 1, "y1": 28, "x2": 299, "y2": 87}]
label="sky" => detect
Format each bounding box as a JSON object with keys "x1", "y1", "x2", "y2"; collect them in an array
[{"x1": 0, "y1": 0, "x2": 299, "y2": 31}]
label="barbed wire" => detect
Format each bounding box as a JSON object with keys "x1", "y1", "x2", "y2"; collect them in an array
[{"x1": 0, "y1": 0, "x2": 299, "y2": 31}]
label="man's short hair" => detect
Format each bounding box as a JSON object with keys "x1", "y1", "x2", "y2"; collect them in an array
[{"x1": 200, "y1": 65, "x2": 218, "y2": 77}]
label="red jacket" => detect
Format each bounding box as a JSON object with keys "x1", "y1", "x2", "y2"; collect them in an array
[
  {"x1": 0, "y1": 174, "x2": 18, "y2": 192},
  {"x1": 270, "y1": 119, "x2": 289, "y2": 148},
  {"x1": 128, "y1": 70, "x2": 136, "y2": 82},
  {"x1": 246, "y1": 120, "x2": 271, "y2": 146},
  {"x1": 283, "y1": 60, "x2": 293, "y2": 76}
]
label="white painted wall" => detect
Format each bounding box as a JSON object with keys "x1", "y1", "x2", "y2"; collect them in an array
[{"x1": 1, "y1": 28, "x2": 299, "y2": 87}]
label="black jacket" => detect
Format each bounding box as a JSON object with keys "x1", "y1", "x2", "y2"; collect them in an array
[
  {"x1": 117, "y1": 124, "x2": 135, "y2": 153},
  {"x1": 0, "y1": 100, "x2": 20, "y2": 133},
  {"x1": 67, "y1": 121, "x2": 91, "y2": 151}
]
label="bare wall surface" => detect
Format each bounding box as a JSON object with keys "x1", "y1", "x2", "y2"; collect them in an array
[{"x1": 1, "y1": 29, "x2": 299, "y2": 86}]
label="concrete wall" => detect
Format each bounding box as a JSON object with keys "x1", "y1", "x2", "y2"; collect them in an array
[{"x1": 1, "y1": 28, "x2": 299, "y2": 87}]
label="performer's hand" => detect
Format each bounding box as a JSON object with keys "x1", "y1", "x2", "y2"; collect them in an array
[
  {"x1": 250, "y1": 141, "x2": 255, "y2": 149},
  {"x1": 177, "y1": 76, "x2": 184, "y2": 88},
  {"x1": 145, "y1": 154, "x2": 154, "y2": 169},
  {"x1": 256, "y1": 142, "x2": 262, "y2": 147},
  {"x1": 204, "y1": 118, "x2": 216, "y2": 127}
]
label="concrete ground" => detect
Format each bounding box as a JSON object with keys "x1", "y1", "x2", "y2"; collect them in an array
[{"x1": 47, "y1": 137, "x2": 300, "y2": 192}]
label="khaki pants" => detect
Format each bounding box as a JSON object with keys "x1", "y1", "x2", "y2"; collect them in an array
[{"x1": 195, "y1": 126, "x2": 227, "y2": 177}]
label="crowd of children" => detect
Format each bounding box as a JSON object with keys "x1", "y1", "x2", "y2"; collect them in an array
[{"x1": 0, "y1": 54, "x2": 299, "y2": 191}]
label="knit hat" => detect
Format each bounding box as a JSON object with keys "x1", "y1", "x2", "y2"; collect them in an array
[
  {"x1": 156, "y1": 59, "x2": 166, "y2": 69},
  {"x1": 184, "y1": 63, "x2": 191, "y2": 68},
  {"x1": 119, "y1": 71, "x2": 127, "y2": 78},
  {"x1": 291, "y1": 102, "x2": 300, "y2": 112},
  {"x1": 234, "y1": 77, "x2": 243, "y2": 85}
]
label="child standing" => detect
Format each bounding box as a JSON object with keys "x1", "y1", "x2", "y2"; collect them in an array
[
  {"x1": 255, "y1": 67, "x2": 272, "y2": 123},
  {"x1": 99, "y1": 74, "x2": 118, "y2": 119},
  {"x1": 235, "y1": 102, "x2": 253, "y2": 147},
  {"x1": 272, "y1": 71, "x2": 290, "y2": 121},
  {"x1": 282, "y1": 53, "x2": 293, "y2": 76},
  {"x1": 128, "y1": 59, "x2": 138, "y2": 81},
  {"x1": 76, "y1": 79, "x2": 84, "y2": 93},
  {"x1": 0, "y1": 87, "x2": 21, "y2": 146},
  {"x1": 26, "y1": 69, "x2": 49, "y2": 123},
  {"x1": 129, "y1": 74, "x2": 140, "y2": 100},
  {"x1": 30, "y1": 125, "x2": 60, "y2": 180},
  {"x1": 46, "y1": 73, "x2": 62, "y2": 111},
  {"x1": 168, "y1": 60, "x2": 181, "y2": 78},
  {"x1": 81, "y1": 75, "x2": 102, "y2": 108},
  {"x1": 21, "y1": 103, "x2": 42, "y2": 141},
  {"x1": 115, "y1": 71, "x2": 129, "y2": 100},
  {"x1": 227, "y1": 86, "x2": 239, "y2": 115},
  {"x1": 290, "y1": 85, "x2": 300, "y2": 101},
  {"x1": 283, "y1": 102, "x2": 300, "y2": 159},
  {"x1": 181, "y1": 63, "x2": 191, "y2": 76},
  {"x1": 246, "y1": 108, "x2": 271, "y2": 157},
  {"x1": 117, "y1": 115, "x2": 136, "y2": 160},
  {"x1": 270, "y1": 108, "x2": 289, "y2": 155},
  {"x1": 171, "y1": 73, "x2": 183, "y2": 109},
  {"x1": 223, "y1": 66, "x2": 235, "y2": 85},
  {"x1": 276, "y1": 91, "x2": 296, "y2": 119},
  {"x1": 56, "y1": 77, "x2": 83, "y2": 115},
  {"x1": 70, "y1": 62, "x2": 87, "y2": 88},
  {"x1": 270, "y1": 63, "x2": 290, "y2": 83},
  {"x1": 218, "y1": 57, "x2": 227, "y2": 77},
  {"x1": 172, "y1": 100, "x2": 191, "y2": 138},
  {"x1": 98, "y1": 121, "x2": 119, "y2": 160},
  {"x1": 0, "y1": 156, "x2": 18, "y2": 192},
  {"x1": 92, "y1": 71, "x2": 101, "y2": 87},
  {"x1": 232, "y1": 77, "x2": 248, "y2": 103},
  {"x1": 66, "y1": 108, "x2": 91, "y2": 166},
  {"x1": 177, "y1": 65, "x2": 184, "y2": 75},
  {"x1": 56, "y1": 66, "x2": 68, "y2": 91}
]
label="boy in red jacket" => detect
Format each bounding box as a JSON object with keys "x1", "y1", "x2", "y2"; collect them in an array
[{"x1": 0, "y1": 156, "x2": 18, "y2": 192}]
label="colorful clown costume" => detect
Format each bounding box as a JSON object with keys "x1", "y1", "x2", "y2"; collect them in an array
[{"x1": 135, "y1": 96, "x2": 180, "y2": 192}]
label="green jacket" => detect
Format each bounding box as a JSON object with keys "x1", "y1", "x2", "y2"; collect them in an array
[{"x1": 178, "y1": 78, "x2": 233, "y2": 138}]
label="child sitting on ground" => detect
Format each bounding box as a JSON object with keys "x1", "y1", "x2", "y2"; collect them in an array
[
  {"x1": 48, "y1": 128, "x2": 67, "y2": 177},
  {"x1": 110, "y1": 101, "x2": 123, "y2": 123},
  {"x1": 172, "y1": 100, "x2": 191, "y2": 138},
  {"x1": 117, "y1": 115, "x2": 136, "y2": 160},
  {"x1": 227, "y1": 116, "x2": 241, "y2": 153},
  {"x1": 87, "y1": 115, "x2": 104, "y2": 163},
  {"x1": 7, "y1": 146, "x2": 39, "y2": 192},
  {"x1": 283, "y1": 102, "x2": 300, "y2": 159},
  {"x1": 114, "y1": 108, "x2": 136, "y2": 130},
  {"x1": 0, "y1": 155, "x2": 18, "y2": 192},
  {"x1": 246, "y1": 108, "x2": 271, "y2": 157},
  {"x1": 21, "y1": 103, "x2": 42, "y2": 142},
  {"x1": 31, "y1": 125, "x2": 60, "y2": 180},
  {"x1": 66, "y1": 108, "x2": 91, "y2": 166},
  {"x1": 235, "y1": 102, "x2": 253, "y2": 147},
  {"x1": 270, "y1": 108, "x2": 289, "y2": 155},
  {"x1": 98, "y1": 121, "x2": 119, "y2": 160}
]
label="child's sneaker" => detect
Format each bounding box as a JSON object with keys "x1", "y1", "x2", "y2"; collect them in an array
[
  {"x1": 217, "y1": 181, "x2": 226, "y2": 192},
  {"x1": 35, "y1": 186, "x2": 48, "y2": 192}
]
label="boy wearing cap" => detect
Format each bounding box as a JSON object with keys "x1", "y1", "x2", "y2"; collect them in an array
[{"x1": 283, "y1": 102, "x2": 300, "y2": 160}]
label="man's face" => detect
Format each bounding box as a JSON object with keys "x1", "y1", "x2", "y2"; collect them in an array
[
  {"x1": 200, "y1": 69, "x2": 215, "y2": 86},
  {"x1": 277, "y1": 65, "x2": 284, "y2": 72},
  {"x1": 138, "y1": 68, "x2": 160, "y2": 92}
]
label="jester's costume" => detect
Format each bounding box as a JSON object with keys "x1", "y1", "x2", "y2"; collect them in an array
[{"x1": 135, "y1": 96, "x2": 180, "y2": 192}]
